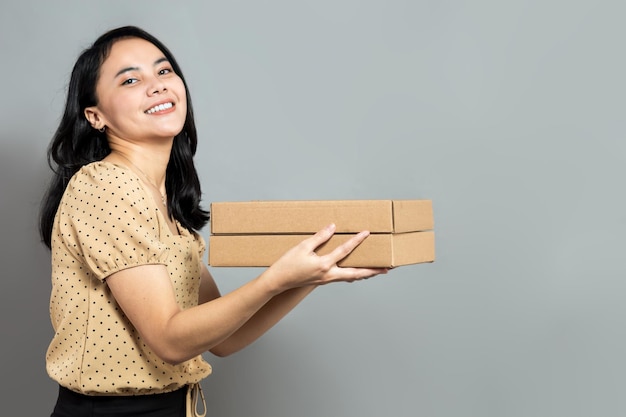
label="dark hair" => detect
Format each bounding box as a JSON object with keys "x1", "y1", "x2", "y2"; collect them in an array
[{"x1": 39, "y1": 26, "x2": 209, "y2": 249}]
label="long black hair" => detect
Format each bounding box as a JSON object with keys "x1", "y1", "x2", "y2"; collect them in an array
[{"x1": 39, "y1": 26, "x2": 209, "y2": 249}]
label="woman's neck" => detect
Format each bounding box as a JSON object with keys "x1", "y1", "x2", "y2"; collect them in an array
[{"x1": 106, "y1": 147, "x2": 169, "y2": 194}]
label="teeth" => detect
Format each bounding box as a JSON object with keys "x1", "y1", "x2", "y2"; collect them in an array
[{"x1": 146, "y1": 102, "x2": 173, "y2": 114}]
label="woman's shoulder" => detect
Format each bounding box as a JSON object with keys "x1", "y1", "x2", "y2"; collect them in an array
[
  {"x1": 76, "y1": 160, "x2": 132, "y2": 178},
  {"x1": 65, "y1": 161, "x2": 148, "y2": 204},
  {"x1": 70, "y1": 160, "x2": 140, "y2": 189}
]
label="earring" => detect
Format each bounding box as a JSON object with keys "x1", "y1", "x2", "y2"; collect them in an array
[{"x1": 98, "y1": 127, "x2": 106, "y2": 133}]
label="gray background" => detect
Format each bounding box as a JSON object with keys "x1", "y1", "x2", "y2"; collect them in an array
[{"x1": 1, "y1": 1, "x2": 625, "y2": 416}]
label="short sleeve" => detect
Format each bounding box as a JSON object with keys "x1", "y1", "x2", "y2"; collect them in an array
[
  {"x1": 54, "y1": 162, "x2": 169, "y2": 280},
  {"x1": 196, "y1": 232, "x2": 206, "y2": 259}
]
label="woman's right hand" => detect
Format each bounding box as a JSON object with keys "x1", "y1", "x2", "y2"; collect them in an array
[{"x1": 261, "y1": 223, "x2": 389, "y2": 294}]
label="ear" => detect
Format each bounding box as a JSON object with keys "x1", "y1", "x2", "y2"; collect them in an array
[{"x1": 84, "y1": 106, "x2": 104, "y2": 130}]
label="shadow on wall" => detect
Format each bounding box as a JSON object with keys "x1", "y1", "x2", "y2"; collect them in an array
[{"x1": 0, "y1": 141, "x2": 59, "y2": 412}]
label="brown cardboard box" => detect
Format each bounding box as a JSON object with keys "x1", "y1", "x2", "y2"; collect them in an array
[
  {"x1": 208, "y1": 199, "x2": 435, "y2": 268},
  {"x1": 209, "y1": 230, "x2": 435, "y2": 268},
  {"x1": 210, "y1": 199, "x2": 433, "y2": 234}
]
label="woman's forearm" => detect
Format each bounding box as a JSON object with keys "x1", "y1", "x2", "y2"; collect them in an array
[{"x1": 209, "y1": 285, "x2": 317, "y2": 357}]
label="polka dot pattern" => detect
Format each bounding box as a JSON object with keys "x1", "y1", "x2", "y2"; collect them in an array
[{"x1": 46, "y1": 161, "x2": 212, "y2": 395}]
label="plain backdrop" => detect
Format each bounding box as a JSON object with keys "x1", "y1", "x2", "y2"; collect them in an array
[{"x1": 1, "y1": 1, "x2": 625, "y2": 416}]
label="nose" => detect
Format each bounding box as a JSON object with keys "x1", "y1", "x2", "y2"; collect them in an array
[{"x1": 148, "y1": 77, "x2": 167, "y2": 96}]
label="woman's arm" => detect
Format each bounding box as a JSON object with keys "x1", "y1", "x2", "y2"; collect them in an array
[
  {"x1": 198, "y1": 264, "x2": 317, "y2": 357},
  {"x1": 106, "y1": 224, "x2": 388, "y2": 364}
]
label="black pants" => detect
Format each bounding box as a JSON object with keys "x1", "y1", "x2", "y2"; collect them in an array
[{"x1": 50, "y1": 385, "x2": 187, "y2": 417}]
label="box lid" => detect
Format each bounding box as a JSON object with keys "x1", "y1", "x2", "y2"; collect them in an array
[{"x1": 210, "y1": 199, "x2": 433, "y2": 234}]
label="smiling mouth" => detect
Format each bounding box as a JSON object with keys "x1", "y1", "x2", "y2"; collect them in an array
[{"x1": 145, "y1": 102, "x2": 174, "y2": 114}]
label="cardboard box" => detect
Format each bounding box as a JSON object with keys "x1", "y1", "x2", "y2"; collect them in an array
[
  {"x1": 210, "y1": 199, "x2": 433, "y2": 234},
  {"x1": 208, "y1": 199, "x2": 435, "y2": 268},
  {"x1": 209, "y1": 231, "x2": 435, "y2": 268}
]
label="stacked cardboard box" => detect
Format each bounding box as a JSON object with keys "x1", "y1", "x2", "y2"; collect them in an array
[{"x1": 208, "y1": 199, "x2": 435, "y2": 268}]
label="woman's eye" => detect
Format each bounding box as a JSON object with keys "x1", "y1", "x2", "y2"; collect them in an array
[
  {"x1": 158, "y1": 68, "x2": 172, "y2": 75},
  {"x1": 122, "y1": 78, "x2": 138, "y2": 85}
]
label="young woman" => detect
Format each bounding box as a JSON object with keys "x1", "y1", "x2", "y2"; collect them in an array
[{"x1": 39, "y1": 25, "x2": 388, "y2": 417}]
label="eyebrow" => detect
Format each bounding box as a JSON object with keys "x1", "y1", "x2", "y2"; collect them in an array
[{"x1": 114, "y1": 57, "x2": 170, "y2": 78}]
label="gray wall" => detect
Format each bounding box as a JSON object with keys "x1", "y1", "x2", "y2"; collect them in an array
[{"x1": 1, "y1": 1, "x2": 625, "y2": 416}]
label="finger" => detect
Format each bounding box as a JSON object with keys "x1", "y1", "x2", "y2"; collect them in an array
[
  {"x1": 325, "y1": 230, "x2": 370, "y2": 263},
  {"x1": 300, "y1": 223, "x2": 336, "y2": 251},
  {"x1": 325, "y1": 267, "x2": 389, "y2": 284}
]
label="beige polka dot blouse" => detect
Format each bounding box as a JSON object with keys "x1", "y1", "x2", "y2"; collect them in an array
[{"x1": 46, "y1": 161, "x2": 212, "y2": 396}]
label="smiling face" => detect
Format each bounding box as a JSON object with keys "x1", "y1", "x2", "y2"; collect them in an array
[{"x1": 84, "y1": 37, "x2": 187, "y2": 144}]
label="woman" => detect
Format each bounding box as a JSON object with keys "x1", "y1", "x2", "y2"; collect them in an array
[{"x1": 39, "y1": 25, "x2": 388, "y2": 417}]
